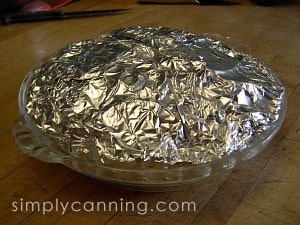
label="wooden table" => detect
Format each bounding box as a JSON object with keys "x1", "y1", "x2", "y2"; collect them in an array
[{"x1": 0, "y1": 0, "x2": 299, "y2": 224}]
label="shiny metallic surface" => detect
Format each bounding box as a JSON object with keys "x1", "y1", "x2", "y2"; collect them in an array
[{"x1": 24, "y1": 27, "x2": 285, "y2": 165}]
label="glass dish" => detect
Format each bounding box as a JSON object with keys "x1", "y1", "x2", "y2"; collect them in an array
[{"x1": 12, "y1": 29, "x2": 287, "y2": 191}]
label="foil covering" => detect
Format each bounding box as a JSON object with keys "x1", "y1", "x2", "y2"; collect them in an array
[{"x1": 25, "y1": 27, "x2": 285, "y2": 164}]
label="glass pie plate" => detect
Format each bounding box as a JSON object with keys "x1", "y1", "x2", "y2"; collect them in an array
[{"x1": 12, "y1": 28, "x2": 287, "y2": 191}]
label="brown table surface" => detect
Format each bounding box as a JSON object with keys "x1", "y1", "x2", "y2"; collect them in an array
[{"x1": 1, "y1": 0, "x2": 299, "y2": 224}]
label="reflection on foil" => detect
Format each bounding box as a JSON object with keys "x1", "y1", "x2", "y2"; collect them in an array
[{"x1": 25, "y1": 27, "x2": 285, "y2": 164}]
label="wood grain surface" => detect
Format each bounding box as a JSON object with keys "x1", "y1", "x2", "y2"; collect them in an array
[{"x1": 0, "y1": 0, "x2": 299, "y2": 224}]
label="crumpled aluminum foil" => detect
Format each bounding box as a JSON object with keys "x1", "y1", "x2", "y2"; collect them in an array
[{"x1": 25, "y1": 27, "x2": 285, "y2": 164}]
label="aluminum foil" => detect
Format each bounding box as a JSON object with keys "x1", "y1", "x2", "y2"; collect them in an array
[{"x1": 25, "y1": 27, "x2": 285, "y2": 164}]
